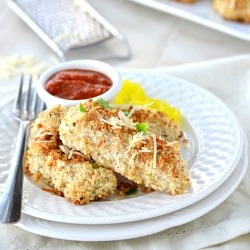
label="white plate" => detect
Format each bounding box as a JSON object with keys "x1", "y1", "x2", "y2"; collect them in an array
[
  {"x1": 0, "y1": 69, "x2": 243, "y2": 224},
  {"x1": 127, "y1": 0, "x2": 250, "y2": 41},
  {"x1": 16, "y1": 136, "x2": 248, "y2": 241}
]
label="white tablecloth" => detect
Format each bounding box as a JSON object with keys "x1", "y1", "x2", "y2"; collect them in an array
[{"x1": 0, "y1": 0, "x2": 250, "y2": 249}]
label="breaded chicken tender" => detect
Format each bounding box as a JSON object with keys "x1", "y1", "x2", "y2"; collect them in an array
[
  {"x1": 25, "y1": 143, "x2": 117, "y2": 204},
  {"x1": 213, "y1": 0, "x2": 250, "y2": 22},
  {"x1": 28, "y1": 105, "x2": 66, "y2": 147},
  {"x1": 59, "y1": 100, "x2": 190, "y2": 195},
  {"x1": 30, "y1": 105, "x2": 66, "y2": 134},
  {"x1": 25, "y1": 105, "x2": 117, "y2": 204}
]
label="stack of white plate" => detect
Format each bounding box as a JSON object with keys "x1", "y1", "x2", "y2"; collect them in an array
[{"x1": 1, "y1": 69, "x2": 247, "y2": 241}]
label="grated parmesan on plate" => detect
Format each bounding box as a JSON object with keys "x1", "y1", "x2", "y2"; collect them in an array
[{"x1": 0, "y1": 55, "x2": 59, "y2": 80}]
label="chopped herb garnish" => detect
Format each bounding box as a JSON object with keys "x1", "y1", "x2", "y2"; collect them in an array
[
  {"x1": 26, "y1": 146, "x2": 29, "y2": 151},
  {"x1": 136, "y1": 122, "x2": 149, "y2": 134},
  {"x1": 97, "y1": 98, "x2": 113, "y2": 110},
  {"x1": 79, "y1": 103, "x2": 86, "y2": 112},
  {"x1": 125, "y1": 187, "x2": 137, "y2": 195},
  {"x1": 123, "y1": 111, "x2": 129, "y2": 116}
]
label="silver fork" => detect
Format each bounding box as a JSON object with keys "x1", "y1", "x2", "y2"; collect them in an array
[{"x1": 0, "y1": 75, "x2": 45, "y2": 223}]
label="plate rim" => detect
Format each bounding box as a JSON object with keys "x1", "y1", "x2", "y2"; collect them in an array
[
  {"x1": 20, "y1": 69, "x2": 243, "y2": 224},
  {"x1": 16, "y1": 134, "x2": 248, "y2": 241},
  {"x1": 0, "y1": 69, "x2": 244, "y2": 224},
  {"x1": 127, "y1": 0, "x2": 250, "y2": 41}
]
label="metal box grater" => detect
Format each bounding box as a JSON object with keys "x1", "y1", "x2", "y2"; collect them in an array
[{"x1": 7, "y1": 0, "x2": 131, "y2": 60}]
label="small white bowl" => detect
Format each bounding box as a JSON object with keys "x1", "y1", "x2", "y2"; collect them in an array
[{"x1": 36, "y1": 60, "x2": 121, "y2": 107}]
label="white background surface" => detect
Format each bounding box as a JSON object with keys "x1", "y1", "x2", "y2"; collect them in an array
[
  {"x1": 1, "y1": 0, "x2": 250, "y2": 249},
  {"x1": 0, "y1": 70, "x2": 243, "y2": 225},
  {"x1": 127, "y1": 0, "x2": 250, "y2": 41},
  {"x1": 1, "y1": 0, "x2": 250, "y2": 67}
]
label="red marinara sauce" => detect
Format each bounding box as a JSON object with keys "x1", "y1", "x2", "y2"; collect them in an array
[{"x1": 45, "y1": 69, "x2": 112, "y2": 100}]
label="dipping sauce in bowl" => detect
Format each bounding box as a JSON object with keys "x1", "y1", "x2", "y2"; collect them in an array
[
  {"x1": 36, "y1": 60, "x2": 121, "y2": 107},
  {"x1": 45, "y1": 69, "x2": 112, "y2": 100}
]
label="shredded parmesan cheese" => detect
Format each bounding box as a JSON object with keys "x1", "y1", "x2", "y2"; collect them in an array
[
  {"x1": 59, "y1": 144, "x2": 84, "y2": 159},
  {"x1": 99, "y1": 117, "x2": 122, "y2": 129},
  {"x1": 72, "y1": 151, "x2": 84, "y2": 157},
  {"x1": 126, "y1": 106, "x2": 136, "y2": 119},
  {"x1": 54, "y1": 30, "x2": 81, "y2": 44},
  {"x1": 68, "y1": 148, "x2": 74, "y2": 159},
  {"x1": 100, "y1": 111, "x2": 136, "y2": 130},
  {"x1": 129, "y1": 132, "x2": 147, "y2": 150},
  {"x1": 0, "y1": 55, "x2": 59, "y2": 80},
  {"x1": 139, "y1": 147, "x2": 152, "y2": 153},
  {"x1": 0, "y1": 55, "x2": 47, "y2": 80},
  {"x1": 38, "y1": 131, "x2": 57, "y2": 137},
  {"x1": 59, "y1": 145, "x2": 70, "y2": 156},
  {"x1": 117, "y1": 111, "x2": 136, "y2": 128},
  {"x1": 142, "y1": 102, "x2": 154, "y2": 108}
]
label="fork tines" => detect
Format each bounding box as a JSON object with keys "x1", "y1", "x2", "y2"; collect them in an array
[{"x1": 12, "y1": 75, "x2": 46, "y2": 121}]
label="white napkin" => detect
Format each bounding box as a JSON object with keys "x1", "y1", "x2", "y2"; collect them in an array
[{"x1": 1, "y1": 54, "x2": 250, "y2": 250}]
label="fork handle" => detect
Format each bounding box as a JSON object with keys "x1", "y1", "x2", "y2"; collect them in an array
[{"x1": 0, "y1": 121, "x2": 28, "y2": 223}]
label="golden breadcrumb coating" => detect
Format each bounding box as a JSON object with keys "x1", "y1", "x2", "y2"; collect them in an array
[
  {"x1": 34, "y1": 105, "x2": 67, "y2": 133},
  {"x1": 28, "y1": 105, "x2": 66, "y2": 150},
  {"x1": 25, "y1": 105, "x2": 117, "y2": 204},
  {"x1": 59, "y1": 100, "x2": 190, "y2": 195},
  {"x1": 213, "y1": 0, "x2": 250, "y2": 22},
  {"x1": 25, "y1": 142, "x2": 117, "y2": 204},
  {"x1": 121, "y1": 105, "x2": 181, "y2": 141}
]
